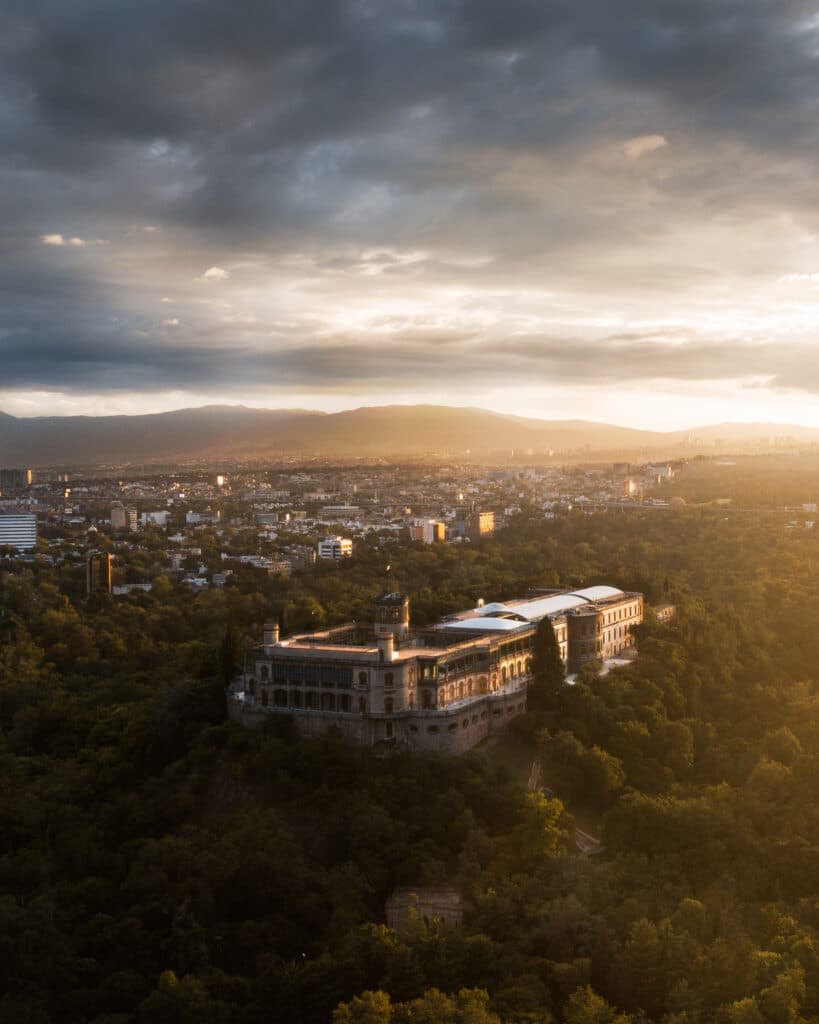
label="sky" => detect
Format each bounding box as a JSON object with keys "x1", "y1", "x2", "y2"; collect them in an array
[{"x1": 3, "y1": 1, "x2": 819, "y2": 429}]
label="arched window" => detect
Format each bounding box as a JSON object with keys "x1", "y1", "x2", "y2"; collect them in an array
[
  {"x1": 385, "y1": 722, "x2": 393, "y2": 739},
  {"x1": 516, "y1": 660, "x2": 522, "y2": 676},
  {"x1": 422, "y1": 690, "x2": 432, "y2": 709},
  {"x1": 384, "y1": 672, "x2": 394, "y2": 689},
  {"x1": 501, "y1": 665, "x2": 507, "y2": 683},
  {"x1": 385, "y1": 697, "x2": 394, "y2": 715}
]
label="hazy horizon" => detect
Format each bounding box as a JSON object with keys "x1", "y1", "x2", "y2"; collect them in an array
[
  {"x1": 4, "y1": 3, "x2": 819, "y2": 428},
  {"x1": 5, "y1": 398, "x2": 819, "y2": 440}
]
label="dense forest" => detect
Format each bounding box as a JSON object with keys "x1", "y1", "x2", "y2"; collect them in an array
[
  {"x1": 4, "y1": 508, "x2": 819, "y2": 1022},
  {"x1": 657, "y1": 453, "x2": 819, "y2": 508}
]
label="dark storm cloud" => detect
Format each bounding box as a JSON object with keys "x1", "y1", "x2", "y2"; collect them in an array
[{"x1": 2, "y1": 0, "x2": 819, "y2": 401}]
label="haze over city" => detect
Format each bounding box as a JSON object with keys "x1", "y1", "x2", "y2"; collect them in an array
[{"x1": 4, "y1": 2, "x2": 819, "y2": 428}]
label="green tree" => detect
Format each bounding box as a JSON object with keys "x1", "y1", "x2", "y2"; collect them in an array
[{"x1": 529, "y1": 617, "x2": 565, "y2": 711}]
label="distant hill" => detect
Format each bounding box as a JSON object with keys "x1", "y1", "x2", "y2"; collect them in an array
[{"x1": 1, "y1": 403, "x2": 819, "y2": 465}]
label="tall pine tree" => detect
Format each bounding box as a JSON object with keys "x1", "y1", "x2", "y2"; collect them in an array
[{"x1": 529, "y1": 616, "x2": 565, "y2": 712}]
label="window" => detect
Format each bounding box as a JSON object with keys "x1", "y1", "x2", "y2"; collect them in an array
[
  {"x1": 428, "y1": 725, "x2": 439, "y2": 734},
  {"x1": 260, "y1": 665, "x2": 269, "y2": 681},
  {"x1": 291, "y1": 691, "x2": 303, "y2": 708},
  {"x1": 261, "y1": 689, "x2": 268, "y2": 706},
  {"x1": 385, "y1": 672, "x2": 394, "y2": 689},
  {"x1": 274, "y1": 689, "x2": 287, "y2": 707},
  {"x1": 422, "y1": 690, "x2": 432, "y2": 709},
  {"x1": 385, "y1": 722, "x2": 393, "y2": 738},
  {"x1": 321, "y1": 693, "x2": 335, "y2": 711},
  {"x1": 359, "y1": 671, "x2": 368, "y2": 687},
  {"x1": 385, "y1": 697, "x2": 394, "y2": 715},
  {"x1": 339, "y1": 694, "x2": 351, "y2": 712},
  {"x1": 358, "y1": 696, "x2": 367, "y2": 714}
]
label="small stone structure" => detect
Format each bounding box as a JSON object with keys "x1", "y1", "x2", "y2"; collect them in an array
[{"x1": 385, "y1": 887, "x2": 463, "y2": 930}]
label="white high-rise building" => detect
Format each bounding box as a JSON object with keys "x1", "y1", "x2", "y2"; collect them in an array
[{"x1": 0, "y1": 513, "x2": 38, "y2": 551}]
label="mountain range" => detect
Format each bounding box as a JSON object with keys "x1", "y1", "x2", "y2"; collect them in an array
[{"x1": 1, "y1": 404, "x2": 818, "y2": 465}]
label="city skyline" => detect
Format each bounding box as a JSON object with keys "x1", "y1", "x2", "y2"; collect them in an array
[{"x1": 4, "y1": 2, "x2": 819, "y2": 429}]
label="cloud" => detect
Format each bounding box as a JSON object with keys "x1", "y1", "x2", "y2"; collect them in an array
[
  {"x1": 162, "y1": 318, "x2": 180, "y2": 326},
  {"x1": 4, "y1": 0, "x2": 819, "y2": 418},
  {"x1": 623, "y1": 134, "x2": 668, "y2": 159},
  {"x1": 40, "y1": 234, "x2": 88, "y2": 247},
  {"x1": 201, "y1": 266, "x2": 230, "y2": 280}
]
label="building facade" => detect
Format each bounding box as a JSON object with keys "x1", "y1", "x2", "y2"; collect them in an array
[
  {"x1": 409, "y1": 518, "x2": 447, "y2": 544},
  {"x1": 86, "y1": 551, "x2": 113, "y2": 595},
  {"x1": 230, "y1": 585, "x2": 644, "y2": 754},
  {"x1": 0, "y1": 513, "x2": 37, "y2": 551},
  {"x1": 317, "y1": 536, "x2": 353, "y2": 560},
  {"x1": 0, "y1": 468, "x2": 32, "y2": 495},
  {"x1": 111, "y1": 502, "x2": 138, "y2": 532}
]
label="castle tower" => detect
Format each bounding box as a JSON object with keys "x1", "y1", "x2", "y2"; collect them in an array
[{"x1": 374, "y1": 593, "x2": 410, "y2": 638}]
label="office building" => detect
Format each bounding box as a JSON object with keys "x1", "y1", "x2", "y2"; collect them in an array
[
  {"x1": 111, "y1": 502, "x2": 138, "y2": 532},
  {"x1": 141, "y1": 510, "x2": 169, "y2": 529},
  {"x1": 0, "y1": 468, "x2": 32, "y2": 495},
  {"x1": 86, "y1": 551, "x2": 113, "y2": 596},
  {"x1": 317, "y1": 536, "x2": 353, "y2": 560},
  {"x1": 409, "y1": 518, "x2": 447, "y2": 544},
  {"x1": 0, "y1": 513, "x2": 38, "y2": 551}
]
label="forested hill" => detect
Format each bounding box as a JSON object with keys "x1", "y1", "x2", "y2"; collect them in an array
[
  {"x1": 5, "y1": 509, "x2": 819, "y2": 1020},
  {"x1": 3, "y1": 403, "x2": 819, "y2": 464}
]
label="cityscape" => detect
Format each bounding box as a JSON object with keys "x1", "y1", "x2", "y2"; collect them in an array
[{"x1": 5, "y1": 1, "x2": 819, "y2": 1022}]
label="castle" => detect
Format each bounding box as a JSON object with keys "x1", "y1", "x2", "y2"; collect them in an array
[{"x1": 229, "y1": 586, "x2": 643, "y2": 754}]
